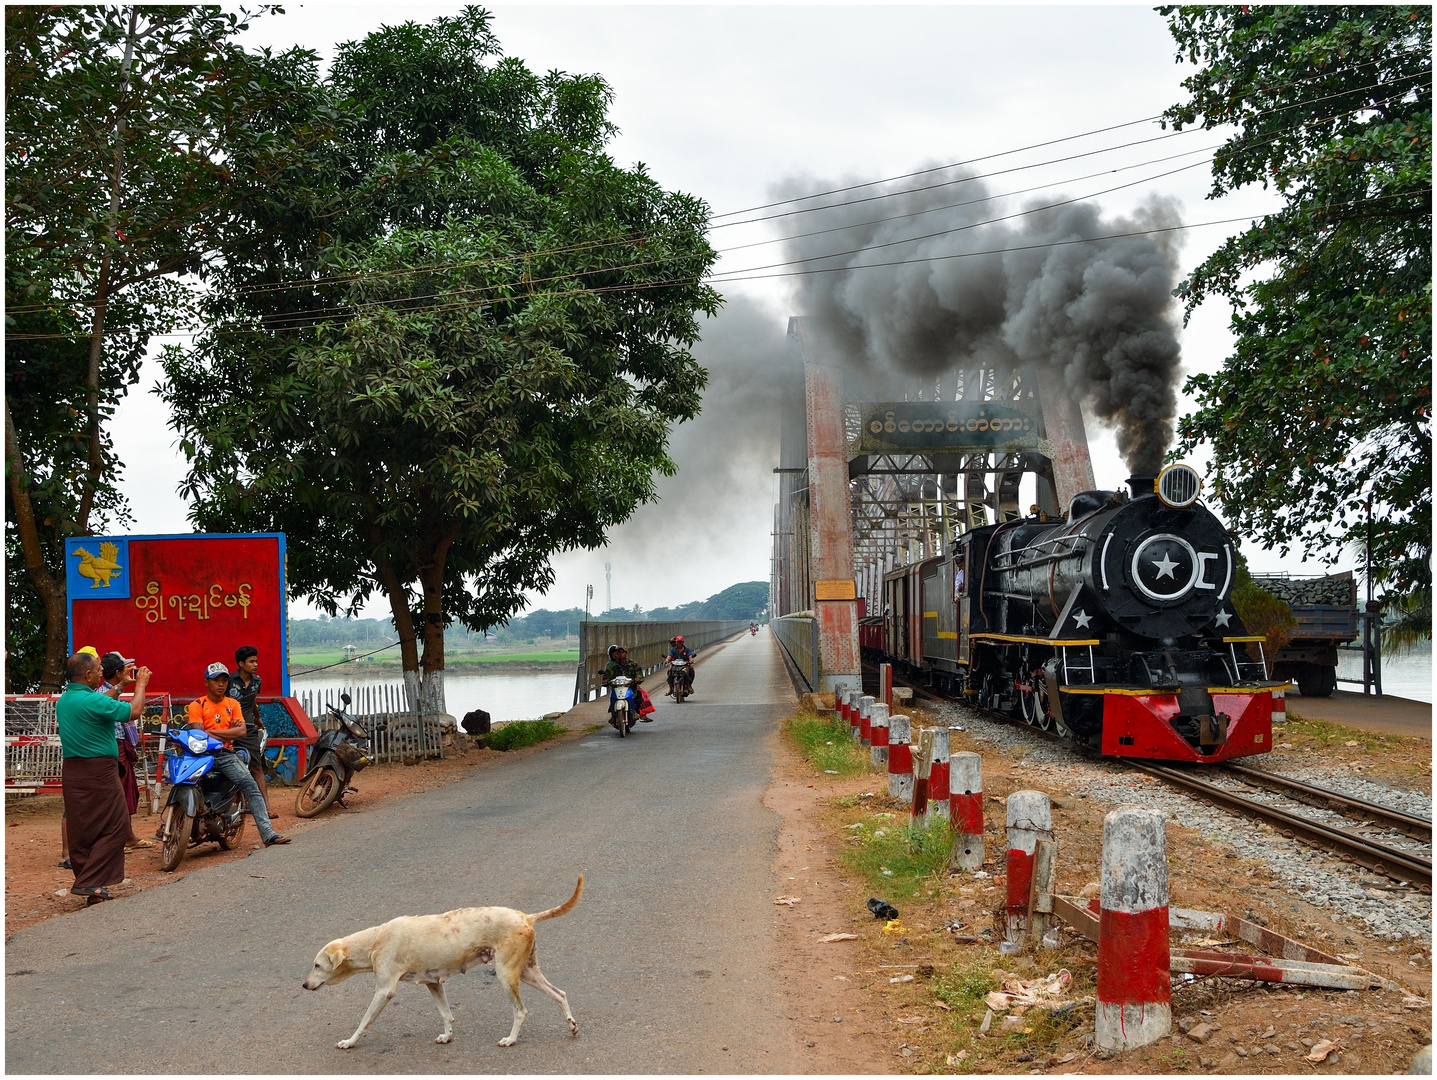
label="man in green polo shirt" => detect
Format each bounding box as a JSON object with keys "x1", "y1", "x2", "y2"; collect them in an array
[{"x1": 57, "y1": 651, "x2": 152, "y2": 904}]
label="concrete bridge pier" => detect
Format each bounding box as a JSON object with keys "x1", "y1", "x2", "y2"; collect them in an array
[{"x1": 797, "y1": 321, "x2": 861, "y2": 693}]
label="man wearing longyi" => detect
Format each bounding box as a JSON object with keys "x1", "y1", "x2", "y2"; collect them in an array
[
  {"x1": 56, "y1": 651, "x2": 153, "y2": 904},
  {"x1": 187, "y1": 661, "x2": 291, "y2": 847}
]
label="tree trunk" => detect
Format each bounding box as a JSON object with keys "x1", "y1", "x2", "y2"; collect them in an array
[
  {"x1": 372, "y1": 546, "x2": 420, "y2": 714},
  {"x1": 415, "y1": 523, "x2": 457, "y2": 718},
  {"x1": 77, "y1": 6, "x2": 138, "y2": 532},
  {"x1": 5, "y1": 403, "x2": 69, "y2": 691}
]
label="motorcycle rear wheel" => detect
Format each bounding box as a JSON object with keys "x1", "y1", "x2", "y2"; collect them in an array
[
  {"x1": 158, "y1": 803, "x2": 193, "y2": 872},
  {"x1": 294, "y1": 766, "x2": 344, "y2": 818},
  {"x1": 216, "y1": 810, "x2": 248, "y2": 850}
]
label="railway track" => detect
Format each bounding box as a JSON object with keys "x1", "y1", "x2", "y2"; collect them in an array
[
  {"x1": 1221, "y1": 762, "x2": 1432, "y2": 842},
  {"x1": 1127, "y1": 761, "x2": 1431, "y2": 891},
  {"x1": 868, "y1": 667, "x2": 1433, "y2": 891}
]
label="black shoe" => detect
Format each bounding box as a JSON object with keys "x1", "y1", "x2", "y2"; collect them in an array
[
  {"x1": 264, "y1": 834, "x2": 292, "y2": 846},
  {"x1": 867, "y1": 897, "x2": 899, "y2": 920}
]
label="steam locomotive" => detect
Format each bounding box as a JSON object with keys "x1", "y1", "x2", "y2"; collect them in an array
[{"x1": 862, "y1": 464, "x2": 1284, "y2": 763}]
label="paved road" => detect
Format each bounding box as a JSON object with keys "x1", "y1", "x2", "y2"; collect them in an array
[
  {"x1": 1286, "y1": 689, "x2": 1431, "y2": 740},
  {"x1": 6, "y1": 631, "x2": 802, "y2": 1074}
]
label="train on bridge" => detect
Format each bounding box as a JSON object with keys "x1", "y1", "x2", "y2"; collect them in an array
[{"x1": 862, "y1": 464, "x2": 1287, "y2": 764}]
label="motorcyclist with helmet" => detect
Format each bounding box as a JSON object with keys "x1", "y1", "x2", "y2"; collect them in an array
[
  {"x1": 664, "y1": 635, "x2": 696, "y2": 698},
  {"x1": 602, "y1": 645, "x2": 655, "y2": 722}
]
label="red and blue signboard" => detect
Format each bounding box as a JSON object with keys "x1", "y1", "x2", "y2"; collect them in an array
[{"x1": 66, "y1": 533, "x2": 289, "y2": 698}]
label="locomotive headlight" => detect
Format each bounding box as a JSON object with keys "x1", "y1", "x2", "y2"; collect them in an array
[{"x1": 1156, "y1": 463, "x2": 1202, "y2": 508}]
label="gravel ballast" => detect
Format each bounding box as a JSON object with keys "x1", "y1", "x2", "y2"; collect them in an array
[{"x1": 933, "y1": 700, "x2": 1433, "y2": 946}]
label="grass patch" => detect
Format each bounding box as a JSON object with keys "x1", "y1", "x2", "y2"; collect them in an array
[
  {"x1": 1283, "y1": 713, "x2": 1406, "y2": 753},
  {"x1": 932, "y1": 959, "x2": 996, "y2": 1018},
  {"x1": 463, "y1": 650, "x2": 579, "y2": 664},
  {"x1": 840, "y1": 816, "x2": 954, "y2": 901},
  {"x1": 784, "y1": 714, "x2": 871, "y2": 777},
  {"x1": 487, "y1": 717, "x2": 564, "y2": 751}
]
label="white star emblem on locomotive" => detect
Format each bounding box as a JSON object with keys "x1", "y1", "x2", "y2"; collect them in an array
[
  {"x1": 1072, "y1": 609, "x2": 1093, "y2": 629},
  {"x1": 1214, "y1": 609, "x2": 1232, "y2": 627},
  {"x1": 1150, "y1": 552, "x2": 1180, "y2": 579}
]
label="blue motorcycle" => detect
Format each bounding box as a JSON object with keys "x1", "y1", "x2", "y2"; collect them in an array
[{"x1": 157, "y1": 727, "x2": 250, "y2": 871}]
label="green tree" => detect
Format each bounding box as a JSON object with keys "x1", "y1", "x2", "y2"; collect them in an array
[
  {"x1": 4, "y1": 5, "x2": 336, "y2": 688},
  {"x1": 1162, "y1": 6, "x2": 1431, "y2": 613},
  {"x1": 162, "y1": 9, "x2": 719, "y2": 713}
]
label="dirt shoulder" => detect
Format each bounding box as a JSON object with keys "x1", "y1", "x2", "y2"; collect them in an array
[
  {"x1": 3, "y1": 710, "x2": 604, "y2": 941},
  {"x1": 765, "y1": 700, "x2": 1432, "y2": 1076},
  {"x1": 1285, "y1": 690, "x2": 1431, "y2": 741}
]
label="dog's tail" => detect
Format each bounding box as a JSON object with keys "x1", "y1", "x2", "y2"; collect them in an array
[{"x1": 527, "y1": 875, "x2": 584, "y2": 923}]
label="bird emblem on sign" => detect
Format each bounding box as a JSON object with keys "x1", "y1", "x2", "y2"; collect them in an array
[{"x1": 72, "y1": 542, "x2": 123, "y2": 588}]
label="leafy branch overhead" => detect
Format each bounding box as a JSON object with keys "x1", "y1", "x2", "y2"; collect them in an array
[{"x1": 1161, "y1": 5, "x2": 1431, "y2": 602}]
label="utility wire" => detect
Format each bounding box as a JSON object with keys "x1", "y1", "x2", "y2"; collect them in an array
[
  {"x1": 14, "y1": 190, "x2": 1417, "y2": 340},
  {"x1": 9, "y1": 63, "x2": 1423, "y2": 317}
]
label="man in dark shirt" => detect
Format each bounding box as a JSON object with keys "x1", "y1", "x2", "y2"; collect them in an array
[{"x1": 226, "y1": 646, "x2": 268, "y2": 815}]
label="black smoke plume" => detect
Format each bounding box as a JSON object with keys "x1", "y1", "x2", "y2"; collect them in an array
[{"x1": 770, "y1": 166, "x2": 1184, "y2": 473}]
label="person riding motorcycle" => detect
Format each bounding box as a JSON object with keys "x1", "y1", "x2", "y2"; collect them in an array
[
  {"x1": 603, "y1": 645, "x2": 655, "y2": 722},
  {"x1": 664, "y1": 636, "x2": 696, "y2": 697}
]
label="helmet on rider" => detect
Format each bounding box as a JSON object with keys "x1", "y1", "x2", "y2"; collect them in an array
[
  {"x1": 608, "y1": 644, "x2": 625, "y2": 658},
  {"x1": 674, "y1": 635, "x2": 684, "y2": 644}
]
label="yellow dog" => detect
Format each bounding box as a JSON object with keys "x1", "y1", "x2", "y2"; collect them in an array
[{"x1": 302, "y1": 876, "x2": 582, "y2": 1048}]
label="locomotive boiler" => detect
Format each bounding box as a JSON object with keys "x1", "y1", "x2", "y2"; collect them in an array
[{"x1": 879, "y1": 464, "x2": 1284, "y2": 763}]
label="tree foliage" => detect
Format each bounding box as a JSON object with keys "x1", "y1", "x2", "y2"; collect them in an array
[
  {"x1": 161, "y1": 8, "x2": 719, "y2": 711},
  {"x1": 4, "y1": 5, "x2": 331, "y2": 688},
  {"x1": 1161, "y1": 6, "x2": 1431, "y2": 604}
]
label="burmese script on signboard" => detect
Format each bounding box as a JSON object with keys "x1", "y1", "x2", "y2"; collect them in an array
[{"x1": 858, "y1": 402, "x2": 1042, "y2": 454}]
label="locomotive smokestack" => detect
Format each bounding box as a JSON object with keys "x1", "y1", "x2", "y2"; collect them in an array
[{"x1": 1127, "y1": 474, "x2": 1157, "y2": 499}]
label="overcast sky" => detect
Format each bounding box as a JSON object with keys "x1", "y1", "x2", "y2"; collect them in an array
[{"x1": 108, "y1": 3, "x2": 1333, "y2": 620}]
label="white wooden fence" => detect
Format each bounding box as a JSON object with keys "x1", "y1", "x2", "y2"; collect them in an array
[{"x1": 297, "y1": 683, "x2": 444, "y2": 763}]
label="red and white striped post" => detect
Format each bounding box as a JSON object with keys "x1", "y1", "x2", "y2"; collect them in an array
[
  {"x1": 835, "y1": 686, "x2": 847, "y2": 719},
  {"x1": 858, "y1": 695, "x2": 875, "y2": 747},
  {"x1": 1271, "y1": 687, "x2": 1286, "y2": 725},
  {"x1": 949, "y1": 750, "x2": 984, "y2": 871},
  {"x1": 1004, "y1": 790, "x2": 1052, "y2": 949},
  {"x1": 844, "y1": 690, "x2": 860, "y2": 738},
  {"x1": 879, "y1": 662, "x2": 894, "y2": 709},
  {"x1": 1096, "y1": 807, "x2": 1171, "y2": 1052},
  {"x1": 887, "y1": 713, "x2": 913, "y2": 803},
  {"x1": 926, "y1": 727, "x2": 950, "y2": 829},
  {"x1": 868, "y1": 703, "x2": 890, "y2": 769}
]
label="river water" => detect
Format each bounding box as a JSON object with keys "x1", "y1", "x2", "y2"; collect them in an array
[
  {"x1": 290, "y1": 670, "x2": 578, "y2": 723},
  {"x1": 1337, "y1": 642, "x2": 1431, "y2": 703}
]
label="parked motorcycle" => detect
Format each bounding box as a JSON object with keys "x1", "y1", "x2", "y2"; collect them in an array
[
  {"x1": 609, "y1": 675, "x2": 637, "y2": 737},
  {"x1": 668, "y1": 657, "x2": 693, "y2": 703},
  {"x1": 294, "y1": 693, "x2": 371, "y2": 818},
  {"x1": 157, "y1": 727, "x2": 251, "y2": 872}
]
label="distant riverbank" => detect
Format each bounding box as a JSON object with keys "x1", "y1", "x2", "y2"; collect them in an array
[{"x1": 289, "y1": 653, "x2": 579, "y2": 678}]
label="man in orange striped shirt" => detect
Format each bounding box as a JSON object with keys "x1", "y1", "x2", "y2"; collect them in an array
[{"x1": 187, "y1": 662, "x2": 290, "y2": 847}]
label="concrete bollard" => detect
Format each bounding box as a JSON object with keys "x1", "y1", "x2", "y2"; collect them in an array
[
  {"x1": 845, "y1": 690, "x2": 861, "y2": 738},
  {"x1": 926, "y1": 728, "x2": 950, "y2": 829},
  {"x1": 838, "y1": 688, "x2": 851, "y2": 728},
  {"x1": 869, "y1": 703, "x2": 890, "y2": 768},
  {"x1": 1271, "y1": 687, "x2": 1286, "y2": 725},
  {"x1": 948, "y1": 750, "x2": 984, "y2": 871},
  {"x1": 1004, "y1": 790, "x2": 1052, "y2": 948},
  {"x1": 859, "y1": 695, "x2": 875, "y2": 746},
  {"x1": 1096, "y1": 807, "x2": 1172, "y2": 1053},
  {"x1": 911, "y1": 727, "x2": 934, "y2": 821},
  {"x1": 879, "y1": 662, "x2": 894, "y2": 709},
  {"x1": 887, "y1": 714, "x2": 913, "y2": 803}
]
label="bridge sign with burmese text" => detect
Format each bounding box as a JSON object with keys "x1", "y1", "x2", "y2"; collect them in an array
[
  {"x1": 65, "y1": 533, "x2": 289, "y2": 696},
  {"x1": 857, "y1": 401, "x2": 1042, "y2": 454}
]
